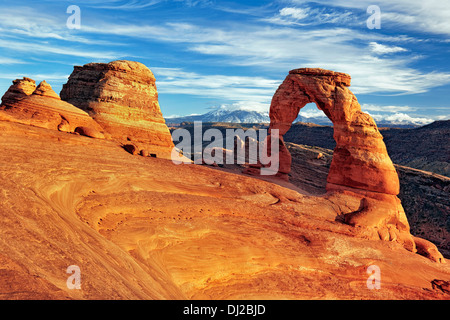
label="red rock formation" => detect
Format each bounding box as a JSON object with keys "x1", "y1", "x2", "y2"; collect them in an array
[
  {"x1": 60, "y1": 60, "x2": 174, "y2": 159},
  {"x1": 0, "y1": 78, "x2": 105, "y2": 136},
  {"x1": 267, "y1": 68, "x2": 399, "y2": 195},
  {"x1": 1, "y1": 77, "x2": 36, "y2": 100},
  {"x1": 251, "y1": 68, "x2": 445, "y2": 262},
  {"x1": 0, "y1": 119, "x2": 448, "y2": 299}
]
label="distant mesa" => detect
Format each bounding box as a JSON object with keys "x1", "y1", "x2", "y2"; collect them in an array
[
  {"x1": 0, "y1": 77, "x2": 105, "y2": 136},
  {"x1": 60, "y1": 60, "x2": 174, "y2": 159}
]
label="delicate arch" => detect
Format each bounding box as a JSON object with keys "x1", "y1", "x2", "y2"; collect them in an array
[{"x1": 267, "y1": 68, "x2": 399, "y2": 196}]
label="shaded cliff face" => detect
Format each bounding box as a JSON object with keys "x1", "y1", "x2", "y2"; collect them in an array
[
  {"x1": 396, "y1": 166, "x2": 450, "y2": 258},
  {"x1": 382, "y1": 121, "x2": 450, "y2": 178},
  {"x1": 60, "y1": 60, "x2": 174, "y2": 159}
]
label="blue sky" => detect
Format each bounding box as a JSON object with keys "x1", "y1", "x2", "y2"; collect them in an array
[{"x1": 0, "y1": 0, "x2": 449, "y2": 124}]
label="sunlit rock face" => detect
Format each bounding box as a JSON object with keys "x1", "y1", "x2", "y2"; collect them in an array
[
  {"x1": 0, "y1": 78, "x2": 104, "y2": 136},
  {"x1": 268, "y1": 68, "x2": 399, "y2": 195},
  {"x1": 60, "y1": 60, "x2": 174, "y2": 158}
]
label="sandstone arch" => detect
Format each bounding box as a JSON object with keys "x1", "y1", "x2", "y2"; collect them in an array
[
  {"x1": 256, "y1": 68, "x2": 445, "y2": 263},
  {"x1": 268, "y1": 68, "x2": 399, "y2": 195}
]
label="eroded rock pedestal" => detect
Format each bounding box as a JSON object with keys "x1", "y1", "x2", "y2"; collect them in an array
[
  {"x1": 60, "y1": 60, "x2": 174, "y2": 159},
  {"x1": 251, "y1": 68, "x2": 445, "y2": 262},
  {"x1": 0, "y1": 78, "x2": 104, "y2": 137}
]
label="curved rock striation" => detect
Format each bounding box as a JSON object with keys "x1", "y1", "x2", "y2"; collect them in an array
[
  {"x1": 60, "y1": 60, "x2": 174, "y2": 159},
  {"x1": 0, "y1": 119, "x2": 448, "y2": 299},
  {"x1": 0, "y1": 78, "x2": 105, "y2": 136}
]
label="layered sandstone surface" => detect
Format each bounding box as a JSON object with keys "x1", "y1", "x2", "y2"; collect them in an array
[
  {"x1": 0, "y1": 120, "x2": 449, "y2": 300},
  {"x1": 60, "y1": 60, "x2": 174, "y2": 158},
  {"x1": 0, "y1": 78, "x2": 104, "y2": 136}
]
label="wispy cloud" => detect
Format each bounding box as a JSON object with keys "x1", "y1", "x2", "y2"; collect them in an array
[
  {"x1": 264, "y1": 5, "x2": 355, "y2": 26},
  {"x1": 361, "y1": 104, "x2": 415, "y2": 113},
  {"x1": 152, "y1": 67, "x2": 278, "y2": 104},
  {"x1": 79, "y1": 17, "x2": 450, "y2": 95},
  {"x1": 0, "y1": 7, "x2": 119, "y2": 45},
  {"x1": 369, "y1": 112, "x2": 435, "y2": 125},
  {"x1": 0, "y1": 73, "x2": 68, "y2": 80},
  {"x1": 290, "y1": 0, "x2": 450, "y2": 36},
  {"x1": 369, "y1": 42, "x2": 408, "y2": 55},
  {"x1": 0, "y1": 38, "x2": 124, "y2": 60},
  {"x1": 0, "y1": 58, "x2": 27, "y2": 65},
  {"x1": 87, "y1": 0, "x2": 163, "y2": 10},
  {"x1": 81, "y1": 0, "x2": 212, "y2": 10}
]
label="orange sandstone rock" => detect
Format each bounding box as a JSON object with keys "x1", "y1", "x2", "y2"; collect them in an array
[
  {"x1": 32, "y1": 80, "x2": 60, "y2": 99},
  {"x1": 253, "y1": 68, "x2": 445, "y2": 262},
  {"x1": 60, "y1": 60, "x2": 174, "y2": 159},
  {"x1": 0, "y1": 78, "x2": 105, "y2": 135},
  {"x1": 267, "y1": 68, "x2": 399, "y2": 195},
  {"x1": 0, "y1": 120, "x2": 447, "y2": 299}
]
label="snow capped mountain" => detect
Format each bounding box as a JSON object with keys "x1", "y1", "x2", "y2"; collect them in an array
[
  {"x1": 165, "y1": 109, "x2": 271, "y2": 124},
  {"x1": 166, "y1": 108, "x2": 427, "y2": 128}
]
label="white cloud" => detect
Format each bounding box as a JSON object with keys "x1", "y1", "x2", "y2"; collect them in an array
[
  {"x1": 369, "y1": 112, "x2": 435, "y2": 125},
  {"x1": 152, "y1": 67, "x2": 278, "y2": 104},
  {"x1": 0, "y1": 7, "x2": 121, "y2": 46},
  {"x1": 0, "y1": 73, "x2": 69, "y2": 81},
  {"x1": 82, "y1": 19, "x2": 450, "y2": 95},
  {"x1": 264, "y1": 6, "x2": 354, "y2": 26},
  {"x1": 88, "y1": 0, "x2": 163, "y2": 9},
  {"x1": 280, "y1": 7, "x2": 308, "y2": 20},
  {"x1": 361, "y1": 104, "x2": 415, "y2": 113},
  {"x1": 369, "y1": 42, "x2": 408, "y2": 54},
  {"x1": 290, "y1": 0, "x2": 450, "y2": 36},
  {"x1": 165, "y1": 112, "x2": 202, "y2": 118},
  {"x1": 0, "y1": 58, "x2": 26, "y2": 65},
  {"x1": 300, "y1": 109, "x2": 327, "y2": 118},
  {"x1": 0, "y1": 38, "x2": 123, "y2": 60}
]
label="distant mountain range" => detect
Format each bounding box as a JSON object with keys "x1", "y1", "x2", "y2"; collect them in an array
[
  {"x1": 166, "y1": 109, "x2": 271, "y2": 124},
  {"x1": 165, "y1": 109, "x2": 422, "y2": 128}
]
